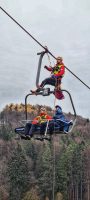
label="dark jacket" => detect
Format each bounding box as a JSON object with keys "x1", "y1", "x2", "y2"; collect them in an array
[{"x1": 53, "y1": 107, "x2": 67, "y2": 122}]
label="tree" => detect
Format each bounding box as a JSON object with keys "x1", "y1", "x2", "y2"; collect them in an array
[
  {"x1": 8, "y1": 144, "x2": 30, "y2": 200},
  {"x1": 56, "y1": 141, "x2": 84, "y2": 200},
  {"x1": 44, "y1": 196, "x2": 49, "y2": 200},
  {"x1": 55, "y1": 192, "x2": 63, "y2": 200},
  {"x1": 0, "y1": 124, "x2": 14, "y2": 141},
  {"x1": 0, "y1": 186, "x2": 9, "y2": 200},
  {"x1": 36, "y1": 143, "x2": 53, "y2": 199},
  {"x1": 22, "y1": 188, "x2": 40, "y2": 200}
]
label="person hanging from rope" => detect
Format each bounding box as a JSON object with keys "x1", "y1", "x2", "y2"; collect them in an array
[
  {"x1": 24, "y1": 107, "x2": 52, "y2": 138},
  {"x1": 31, "y1": 56, "x2": 65, "y2": 100}
]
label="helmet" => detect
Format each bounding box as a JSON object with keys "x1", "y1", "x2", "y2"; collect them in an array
[
  {"x1": 57, "y1": 56, "x2": 63, "y2": 61},
  {"x1": 40, "y1": 107, "x2": 46, "y2": 112}
]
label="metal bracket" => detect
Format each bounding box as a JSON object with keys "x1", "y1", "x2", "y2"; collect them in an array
[{"x1": 36, "y1": 50, "x2": 47, "y2": 88}]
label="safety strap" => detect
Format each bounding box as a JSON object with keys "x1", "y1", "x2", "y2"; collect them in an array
[
  {"x1": 45, "y1": 46, "x2": 52, "y2": 67},
  {"x1": 54, "y1": 77, "x2": 62, "y2": 113}
]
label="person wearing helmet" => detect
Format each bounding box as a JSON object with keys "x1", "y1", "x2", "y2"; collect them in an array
[
  {"x1": 24, "y1": 107, "x2": 52, "y2": 138},
  {"x1": 31, "y1": 56, "x2": 65, "y2": 100},
  {"x1": 53, "y1": 105, "x2": 66, "y2": 121}
]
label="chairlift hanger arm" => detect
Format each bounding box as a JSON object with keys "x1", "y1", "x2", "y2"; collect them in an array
[
  {"x1": 1, "y1": 6, "x2": 90, "y2": 90},
  {"x1": 25, "y1": 90, "x2": 54, "y2": 120},
  {"x1": 25, "y1": 92, "x2": 42, "y2": 120},
  {"x1": 62, "y1": 89, "x2": 77, "y2": 119},
  {"x1": 36, "y1": 51, "x2": 47, "y2": 88},
  {"x1": 25, "y1": 88, "x2": 77, "y2": 122}
]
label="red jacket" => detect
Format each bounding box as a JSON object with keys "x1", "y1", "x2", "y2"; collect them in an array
[
  {"x1": 45, "y1": 63, "x2": 65, "y2": 77},
  {"x1": 32, "y1": 112, "x2": 52, "y2": 124}
]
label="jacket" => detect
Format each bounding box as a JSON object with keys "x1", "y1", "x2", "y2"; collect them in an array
[
  {"x1": 45, "y1": 63, "x2": 65, "y2": 78},
  {"x1": 32, "y1": 112, "x2": 52, "y2": 124},
  {"x1": 53, "y1": 107, "x2": 66, "y2": 121}
]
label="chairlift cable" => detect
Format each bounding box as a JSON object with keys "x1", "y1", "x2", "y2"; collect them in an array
[{"x1": 0, "y1": 6, "x2": 90, "y2": 90}]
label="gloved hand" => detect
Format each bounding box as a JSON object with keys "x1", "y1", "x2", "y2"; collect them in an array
[
  {"x1": 44, "y1": 65, "x2": 48, "y2": 69},
  {"x1": 53, "y1": 116, "x2": 57, "y2": 119}
]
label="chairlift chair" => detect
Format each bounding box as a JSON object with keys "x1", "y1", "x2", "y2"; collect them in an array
[{"x1": 15, "y1": 51, "x2": 77, "y2": 141}]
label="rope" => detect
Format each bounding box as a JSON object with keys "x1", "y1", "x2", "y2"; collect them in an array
[
  {"x1": 54, "y1": 97, "x2": 57, "y2": 114},
  {"x1": 46, "y1": 51, "x2": 52, "y2": 67},
  {"x1": 54, "y1": 81, "x2": 58, "y2": 114},
  {"x1": 0, "y1": 6, "x2": 90, "y2": 90},
  {"x1": 51, "y1": 122, "x2": 56, "y2": 200},
  {"x1": 52, "y1": 136, "x2": 55, "y2": 200},
  {"x1": 53, "y1": 77, "x2": 62, "y2": 111}
]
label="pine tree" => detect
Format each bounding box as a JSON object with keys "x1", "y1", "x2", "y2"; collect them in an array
[
  {"x1": 56, "y1": 141, "x2": 84, "y2": 200},
  {"x1": 8, "y1": 144, "x2": 30, "y2": 200},
  {"x1": 36, "y1": 143, "x2": 53, "y2": 199},
  {"x1": 55, "y1": 192, "x2": 63, "y2": 200},
  {"x1": 22, "y1": 188, "x2": 40, "y2": 200}
]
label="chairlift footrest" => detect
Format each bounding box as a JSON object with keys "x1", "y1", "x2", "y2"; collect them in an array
[
  {"x1": 43, "y1": 136, "x2": 51, "y2": 141},
  {"x1": 34, "y1": 135, "x2": 51, "y2": 141},
  {"x1": 34, "y1": 136, "x2": 44, "y2": 141}
]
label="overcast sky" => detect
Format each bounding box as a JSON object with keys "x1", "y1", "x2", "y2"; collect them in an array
[{"x1": 0, "y1": 0, "x2": 90, "y2": 118}]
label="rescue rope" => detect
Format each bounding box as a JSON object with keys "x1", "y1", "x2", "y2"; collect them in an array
[
  {"x1": 46, "y1": 51, "x2": 52, "y2": 67},
  {"x1": 54, "y1": 78, "x2": 62, "y2": 111},
  {"x1": 53, "y1": 79, "x2": 58, "y2": 113},
  {"x1": 52, "y1": 136, "x2": 56, "y2": 200},
  {"x1": 51, "y1": 124, "x2": 56, "y2": 200},
  {"x1": 0, "y1": 6, "x2": 90, "y2": 90}
]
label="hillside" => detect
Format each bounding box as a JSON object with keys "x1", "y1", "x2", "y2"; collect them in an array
[
  {"x1": 0, "y1": 103, "x2": 89, "y2": 135},
  {"x1": 0, "y1": 104, "x2": 90, "y2": 200}
]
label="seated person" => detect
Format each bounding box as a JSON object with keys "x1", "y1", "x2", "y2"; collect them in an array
[
  {"x1": 25, "y1": 107, "x2": 52, "y2": 138},
  {"x1": 31, "y1": 56, "x2": 65, "y2": 100},
  {"x1": 51, "y1": 105, "x2": 73, "y2": 133}
]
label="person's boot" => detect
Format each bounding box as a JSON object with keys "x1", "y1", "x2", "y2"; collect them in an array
[{"x1": 30, "y1": 87, "x2": 42, "y2": 93}]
